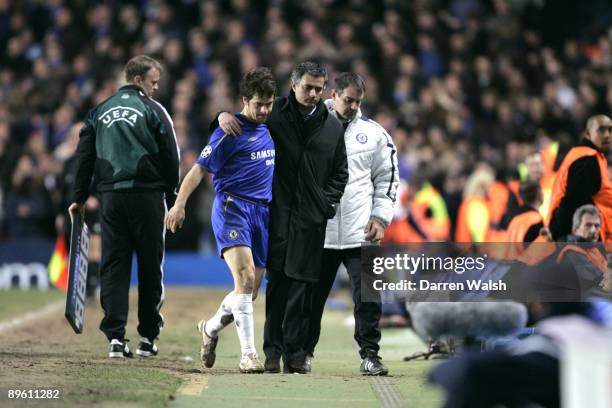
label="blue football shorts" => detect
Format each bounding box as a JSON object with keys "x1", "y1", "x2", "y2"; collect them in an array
[{"x1": 211, "y1": 193, "x2": 269, "y2": 268}]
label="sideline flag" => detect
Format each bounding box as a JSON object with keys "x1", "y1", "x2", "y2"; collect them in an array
[{"x1": 48, "y1": 235, "x2": 68, "y2": 292}]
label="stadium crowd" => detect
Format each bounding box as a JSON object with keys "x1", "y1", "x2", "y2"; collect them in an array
[{"x1": 1, "y1": 0, "x2": 612, "y2": 249}]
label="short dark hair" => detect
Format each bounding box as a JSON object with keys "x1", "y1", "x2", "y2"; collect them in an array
[
  {"x1": 334, "y1": 72, "x2": 366, "y2": 95},
  {"x1": 239, "y1": 67, "x2": 276, "y2": 100},
  {"x1": 125, "y1": 55, "x2": 163, "y2": 81},
  {"x1": 290, "y1": 61, "x2": 327, "y2": 85},
  {"x1": 519, "y1": 180, "x2": 541, "y2": 205}
]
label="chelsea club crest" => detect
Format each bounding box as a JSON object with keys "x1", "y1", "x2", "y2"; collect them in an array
[{"x1": 356, "y1": 133, "x2": 368, "y2": 144}]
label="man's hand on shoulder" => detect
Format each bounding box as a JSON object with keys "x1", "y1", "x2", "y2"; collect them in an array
[{"x1": 219, "y1": 112, "x2": 242, "y2": 136}]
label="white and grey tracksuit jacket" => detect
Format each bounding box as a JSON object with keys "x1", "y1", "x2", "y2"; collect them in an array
[{"x1": 323, "y1": 99, "x2": 399, "y2": 250}]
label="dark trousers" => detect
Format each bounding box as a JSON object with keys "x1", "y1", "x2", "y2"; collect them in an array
[
  {"x1": 306, "y1": 247, "x2": 382, "y2": 359},
  {"x1": 99, "y1": 191, "x2": 166, "y2": 342},
  {"x1": 263, "y1": 270, "x2": 312, "y2": 364}
]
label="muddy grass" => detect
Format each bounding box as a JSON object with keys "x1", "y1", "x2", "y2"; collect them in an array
[
  {"x1": 0, "y1": 288, "x2": 230, "y2": 407},
  {"x1": 0, "y1": 288, "x2": 443, "y2": 408}
]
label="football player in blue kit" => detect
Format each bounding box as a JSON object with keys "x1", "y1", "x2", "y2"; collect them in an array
[{"x1": 165, "y1": 67, "x2": 276, "y2": 373}]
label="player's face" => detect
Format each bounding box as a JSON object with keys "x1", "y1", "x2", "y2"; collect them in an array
[
  {"x1": 332, "y1": 86, "x2": 363, "y2": 121},
  {"x1": 292, "y1": 74, "x2": 325, "y2": 109},
  {"x1": 574, "y1": 213, "x2": 601, "y2": 242},
  {"x1": 588, "y1": 117, "x2": 612, "y2": 153},
  {"x1": 135, "y1": 68, "x2": 161, "y2": 98},
  {"x1": 243, "y1": 94, "x2": 274, "y2": 123}
]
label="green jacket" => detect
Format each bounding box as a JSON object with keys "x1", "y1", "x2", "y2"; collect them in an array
[{"x1": 73, "y1": 85, "x2": 180, "y2": 203}]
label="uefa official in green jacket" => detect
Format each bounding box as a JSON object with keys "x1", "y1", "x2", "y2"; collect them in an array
[{"x1": 69, "y1": 55, "x2": 180, "y2": 359}]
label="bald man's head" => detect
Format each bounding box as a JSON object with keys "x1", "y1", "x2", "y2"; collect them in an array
[{"x1": 585, "y1": 114, "x2": 612, "y2": 153}]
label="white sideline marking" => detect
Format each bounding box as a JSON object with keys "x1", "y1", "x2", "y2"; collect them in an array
[
  {"x1": 371, "y1": 376, "x2": 405, "y2": 408},
  {"x1": 0, "y1": 301, "x2": 64, "y2": 333},
  {"x1": 345, "y1": 314, "x2": 407, "y2": 407},
  {"x1": 176, "y1": 374, "x2": 208, "y2": 396},
  {"x1": 193, "y1": 395, "x2": 378, "y2": 402}
]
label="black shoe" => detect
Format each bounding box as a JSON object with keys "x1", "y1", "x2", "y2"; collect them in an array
[
  {"x1": 264, "y1": 357, "x2": 281, "y2": 373},
  {"x1": 109, "y1": 339, "x2": 133, "y2": 358},
  {"x1": 136, "y1": 337, "x2": 159, "y2": 357},
  {"x1": 303, "y1": 354, "x2": 313, "y2": 373},
  {"x1": 360, "y1": 353, "x2": 388, "y2": 376},
  {"x1": 283, "y1": 359, "x2": 308, "y2": 374}
]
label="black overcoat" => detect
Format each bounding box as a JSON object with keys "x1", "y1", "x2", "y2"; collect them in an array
[{"x1": 266, "y1": 92, "x2": 348, "y2": 282}]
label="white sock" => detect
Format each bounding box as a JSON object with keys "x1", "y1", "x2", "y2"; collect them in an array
[
  {"x1": 204, "y1": 292, "x2": 235, "y2": 338},
  {"x1": 232, "y1": 293, "x2": 255, "y2": 355}
]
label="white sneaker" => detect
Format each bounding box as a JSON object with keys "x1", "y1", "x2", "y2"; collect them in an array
[
  {"x1": 197, "y1": 320, "x2": 218, "y2": 368},
  {"x1": 239, "y1": 353, "x2": 264, "y2": 373}
]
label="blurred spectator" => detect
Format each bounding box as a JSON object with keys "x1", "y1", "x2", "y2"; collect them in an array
[{"x1": 4, "y1": 154, "x2": 52, "y2": 238}]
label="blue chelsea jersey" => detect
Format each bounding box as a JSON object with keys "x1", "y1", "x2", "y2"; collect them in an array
[{"x1": 196, "y1": 114, "x2": 275, "y2": 203}]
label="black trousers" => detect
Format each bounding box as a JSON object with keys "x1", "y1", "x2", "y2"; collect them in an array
[
  {"x1": 306, "y1": 247, "x2": 382, "y2": 359},
  {"x1": 263, "y1": 270, "x2": 312, "y2": 364},
  {"x1": 99, "y1": 191, "x2": 166, "y2": 342}
]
